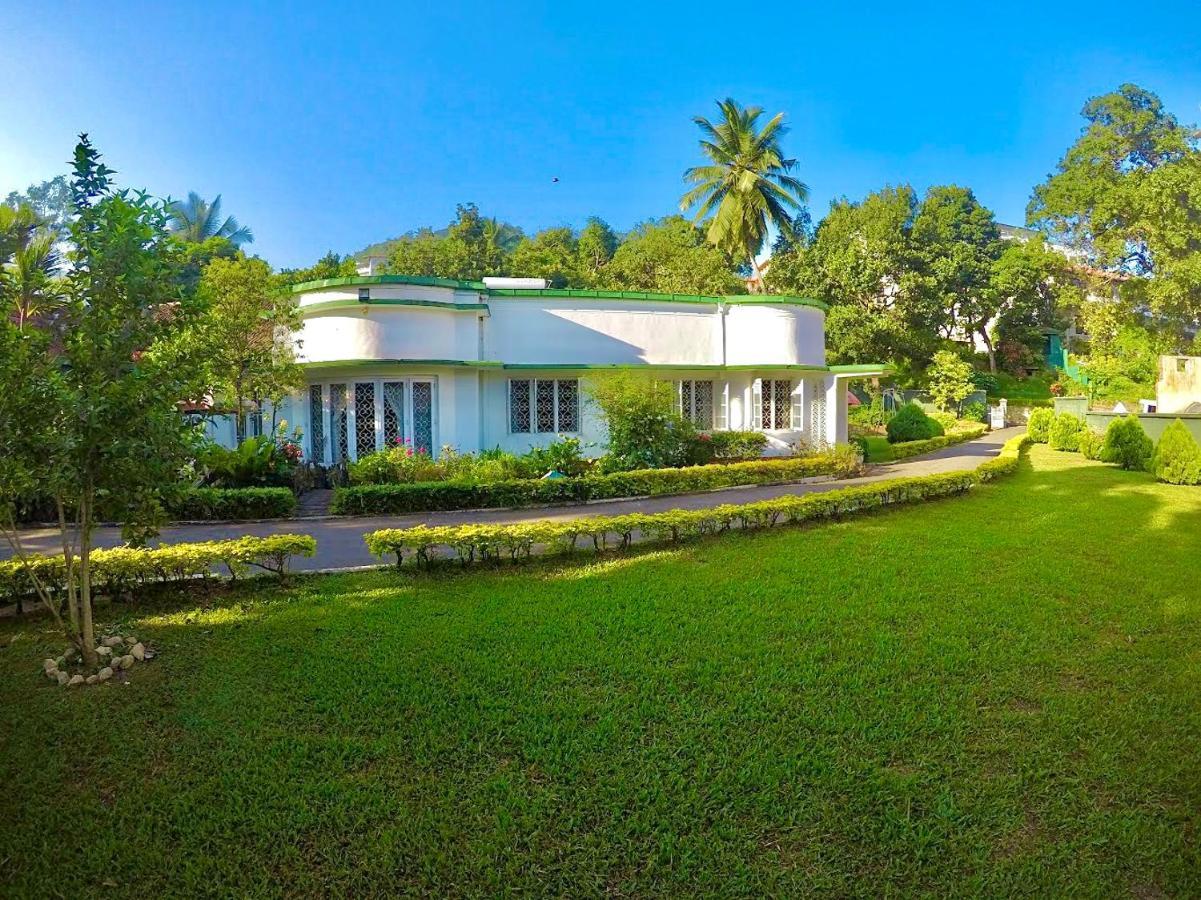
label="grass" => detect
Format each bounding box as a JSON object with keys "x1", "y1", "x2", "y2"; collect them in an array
[
  {"x1": 2, "y1": 446, "x2": 1200, "y2": 896},
  {"x1": 989, "y1": 372, "x2": 1055, "y2": 403}
]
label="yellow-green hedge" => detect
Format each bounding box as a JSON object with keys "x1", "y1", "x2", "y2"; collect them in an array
[
  {"x1": 364, "y1": 434, "x2": 1030, "y2": 569},
  {"x1": 0, "y1": 534, "x2": 317, "y2": 606},
  {"x1": 887, "y1": 423, "x2": 988, "y2": 461}
]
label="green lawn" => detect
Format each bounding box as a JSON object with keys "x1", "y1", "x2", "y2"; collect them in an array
[{"x1": 2, "y1": 446, "x2": 1200, "y2": 896}]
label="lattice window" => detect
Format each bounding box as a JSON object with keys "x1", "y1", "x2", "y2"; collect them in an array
[
  {"x1": 535, "y1": 380, "x2": 556, "y2": 432},
  {"x1": 354, "y1": 382, "x2": 376, "y2": 458},
  {"x1": 556, "y1": 379, "x2": 578, "y2": 432},
  {"x1": 811, "y1": 393, "x2": 827, "y2": 448},
  {"x1": 308, "y1": 385, "x2": 324, "y2": 462},
  {"x1": 679, "y1": 380, "x2": 713, "y2": 429},
  {"x1": 330, "y1": 383, "x2": 348, "y2": 463},
  {"x1": 509, "y1": 380, "x2": 531, "y2": 433},
  {"x1": 412, "y1": 381, "x2": 433, "y2": 453},
  {"x1": 383, "y1": 382, "x2": 405, "y2": 447},
  {"x1": 760, "y1": 379, "x2": 793, "y2": 430}
]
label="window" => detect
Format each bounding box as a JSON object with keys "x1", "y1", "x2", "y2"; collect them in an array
[
  {"x1": 758, "y1": 379, "x2": 794, "y2": 430},
  {"x1": 308, "y1": 385, "x2": 325, "y2": 462},
  {"x1": 678, "y1": 380, "x2": 714, "y2": 429},
  {"x1": 317, "y1": 378, "x2": 435, "y2": 461},
  {"x1": 330, "y1": 383, "x2": 348, "y2": 463},
  {"x1": 382, "y1": 381, "x2": 405, "y2": 447},
  {"x1": 509, "y1": 378, "x2": 579, "y2": 433},
  {"x1": 1179, "y1": 357, "x2": 1189, "y2": 374},
  {"x1": 354, "y1": 382, "x2": 376, "y2": 458}
]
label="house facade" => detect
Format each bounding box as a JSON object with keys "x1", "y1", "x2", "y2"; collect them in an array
[{"x1": 254, "y1": 275, "x2": 884, "y2": 463}]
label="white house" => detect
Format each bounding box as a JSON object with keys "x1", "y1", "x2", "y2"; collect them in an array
[{"x1": 248, "y1": 275, "x2": 886, "y2": 463}]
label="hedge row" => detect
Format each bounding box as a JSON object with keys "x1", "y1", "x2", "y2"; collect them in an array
[
  {"x1": 0, "y1": 534, "x2": 317, "y2": 607},
  {"x1": 332, "y1": 446, "x2": 862, "y2": 515},
  {"x1": 166, "y1": 487, "x2": 297, "y2": 521},
  {"x1": 886, "y1": 424, "x2": 988, "y2": 461},
  {"x1": 364, "y1": 434, "x2": 1030, "y2": 569}
]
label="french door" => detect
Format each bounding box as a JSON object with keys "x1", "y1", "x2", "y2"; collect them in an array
[{"x1": 309, "y1": 378, "x2": 437, "y2": 464}]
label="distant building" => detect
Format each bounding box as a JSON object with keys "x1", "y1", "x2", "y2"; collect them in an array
[{"x1": 1155, "y1": 356, "x2": 1201, "y2": 414}]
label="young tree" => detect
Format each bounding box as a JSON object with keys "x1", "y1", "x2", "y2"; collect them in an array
[
  {"x1": 588, "y1": 372, "x2": 696, "y2": 470},
  {"x1": 0, "y1": 136, "x2": 199, "y2": 666},
  {"x1": 5, "y1": 175, "x2": 73, "y2": 240},
  {"x1": 926, "y1": 349, "x2": 975, "y2": 413},
  {"x1": 602, "y1": 216, "x2": 742, "y2": 295},
  {"x1": 1, "y1": 204, "x2": 64, "y2": 329},
  {"x1": 196, "y1": 254, "x2": 304, "y2": 441},
  {"x1": 575, "y1": 217, "x2": 618, "y2": 287}
]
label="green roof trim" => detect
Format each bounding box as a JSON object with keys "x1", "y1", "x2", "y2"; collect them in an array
[
  {"x1": 302, "y1": 359, "x2": 504, "y2": 370},
  {"x1": 300, "y1": 298, "x2": 488, "y2": 315},
  {"x1": 499, "y1": 362, "x2": 830, "y2": 372},
  {"x1": 290, "y1": 275, "x2": 826, "y2": 311},
  {"x1": 299, "y1": 359, "x2": 885, "y2": 374},
  {"x1": 290, "y1": 274, "x2": 487, "y2": 293},
  {"x1": 828, "y1": 364, "x2": 893, "y2": 375}
]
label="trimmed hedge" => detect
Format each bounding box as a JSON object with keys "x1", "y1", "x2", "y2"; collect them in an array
[
  {"x1": 887, "y1": 404, "x2": 945, "y2": 443},
  {"x1": 886, "y1": 424, "x2": 987, "y2": 461},
  {"x1": 364, "y1": 434, "x2": 1030, "y2": 569},
  {"x1": 0, "y1": 534, "x2": 317, "y2": 607},
  {"x1": 332, "y1": 447, "x2": 863, "y2": 516},
  {"x1": 167, "y1": 487, "x2": 296, "y2": 521}
]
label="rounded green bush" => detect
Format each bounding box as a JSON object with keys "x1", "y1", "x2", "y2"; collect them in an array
[
  {"x1": 886, "y1": 403, "x2": 944, "y2": 443},
  {"x1": 1048, "y1": 412, "x2": 1085, "y2": 452},
  {"x1": 1100, "y1": 415, "x2": 1153, "y2": 471},
  {"x1": 1027, "y1": 408, "x2": 1054, "y2": 443},
  {"x1": 1151, "y1": 419, "x2": 1201, "y2": 485},
  {"x1": 1078, "y1": 428, "x2": 1105, "y2": 460}
]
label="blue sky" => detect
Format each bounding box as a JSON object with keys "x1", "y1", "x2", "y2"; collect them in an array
[{"x1": 2, "y1": 1, "x2": 1198, "y2": 268}]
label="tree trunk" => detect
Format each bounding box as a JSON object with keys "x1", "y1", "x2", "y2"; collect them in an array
[
  {"x1": 56, "y1": 497, "x2": 81, "y2": 644},
  {"x1": 979, "y1": 326, "x2": 997, "y2": 373},
  {"x1": 77, "y1": 492, "x2": 97, "y2": 668}
]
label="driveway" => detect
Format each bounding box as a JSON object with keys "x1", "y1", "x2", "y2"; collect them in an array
[{"x1": 4, "y1": 428, "x2": 1021, "y2": 571}]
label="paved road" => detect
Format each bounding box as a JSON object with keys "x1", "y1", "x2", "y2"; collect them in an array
[{"x1": 5, "y1": 428, "x2": 1021, "y2": 571}]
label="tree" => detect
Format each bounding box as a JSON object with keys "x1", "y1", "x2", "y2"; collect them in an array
[
  {"x1": 2, "y1": 221, "x2": 63, "y2": 329},
  {"x1": 680, "y1": 98, "x2": 809, "y2": 276},
  {"x1": 5, "y1": 175, "x2": 73, "y2": 239},
  {"x1": 195, "y1": 255, "x2": 303, "y2": 441},
  {"x1": 988, "y1": 236, "x2": 1079, "y2": 369},
  {"x1": 508, "y1": 227, "x2": 579, "y2": 287},
  {"x1": 602, "y1": 216, "x2": 742, "y2": 295},
  {"x1": 387, "y1": 203, "x2": 508, "y2": 281},
  {"x1": 926, "y1": 349, "x2": 975, "y2": 412},
  {"x1": 1028, "y1": 84, "x2": 1201, "y2": 333},
  {"x1": 575, "y1": 217, "x2": 618, "y2": 287},
  {"x1": 910, "y1": 186, "x2": 1003, "y2": 369},
  {"x1": 168, "y1": 191, "x2": 254, "y2": 246},
  {"x1": 0, "y1": 136, "x2": 200, "y2": 667},
  {"x1": 277, "y1": 250, "x2": 358, "y2": 287},
  {"x1": 767, "y1": 185, "x2": 938, "y2": 372}
]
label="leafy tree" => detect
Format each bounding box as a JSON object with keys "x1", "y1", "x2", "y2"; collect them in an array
[
  {"x1": 602, "y1": 216, "x2": 742, "y2": 295},
  {"x1": 195, "y1": 254, "x2": 303, "y2": 441},
  {"x1": 910, "y1": 186, "x2": 1003, "y2": 369},
  {"x1": 589, "y1": 372, "x2": 696, "y2": 470},
  {"x1": 508, "y1": 227, "x2": 579, "y2": 287},
  {"x1": 575, "y1": 217, "x2": 618, "y2": 287},
  {"x1": 1028, "y1": 84, "x2": 1201, "y2": 332},
  {"x1": 926, "y1": 349, "x2": 975, "y2": 412},
  {"x1": 168, "y1": 191, "x2": 254, "y2": 246},
  {"x1": 988, "y1": 236, "x2": 1080, "y2": 369},
  {"x1": 1, "y1": 204, "x2": 65, "y2": 329},
  {"x1": 277, "y1": 250, "x2": 358, "y2": 287},
  {"x1": 767, "y1": 185, "x2": 937, "y2": 371},
  {"x1": 0, "y1": 136, "x2": 200, "y2": 667},
  {"x1": 387, "y1": 203, "x2": 509, "y2": 281},
  {"x1": 681, "y1": 98, "x2": 809, "y2": 276},
  {"x1": 4, "y1": 175, "x2": 73, "y2": 239},
  {"x1": 175, "y1": 235, "x2": 238, "y2": 297}
]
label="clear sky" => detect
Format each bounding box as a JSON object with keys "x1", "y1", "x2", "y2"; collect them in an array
[{"x1": 2, "y1": 1, "x2": 1199, "y2": 268}]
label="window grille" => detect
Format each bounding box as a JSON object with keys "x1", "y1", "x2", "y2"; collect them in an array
[
  {"x1": 382, "y1": 382, "x2": 405, "y2": 447},
  {"x1": 535, "y1": 380, "x2": 556, "y2": 432},
  {"x1": 308, "y1": 385, "x2": 324, "y2": 463},
  {"x1": 330, "y1": 383, "x2": 348, "y2": 463},
  {"x1": 678, "y1": 379, "x2": 714, "y2": 429},
  {"x1": 759, "y1": 379, "x2": 794, "y2": 430},
  {"x1": 354, "y1": 382, "x2": 376, "y2": 458},
  {"x1": 509, "y1": 379, "x2": 531, "y2": 433},
  {"x1": 811, "y1": 393, "x2": 828, "y2": 448},
  {"x1": 557, "y1": 379, "x2": 579, "y2": 432},
  {"x1": 412, "y1": 381, "x2": 433, "y2": 453}
]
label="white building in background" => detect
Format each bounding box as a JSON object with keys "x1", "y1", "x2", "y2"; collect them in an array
[{"x1": 241, "y1": 275, "x2": 886, "y2": 462}]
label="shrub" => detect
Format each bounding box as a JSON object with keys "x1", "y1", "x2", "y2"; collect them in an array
[
  {"x1": 1150, "y1": 419, "x2": 1201, "y2": 485},
  {"x1": 167, "y1": 487, "x2": 296, "y2": 520},
  {"x1": 886, "y1": 403, "x2": 944, "y2": 443},
  {"x1": 930, "y1": 410, "x2": 959, "y2": 433},
  {"x1": 1078, "y1": 428, "x2": 1105, "y2": 460},
  {"x1": 688, "y1": 430, "x2": 768, "y2": 464},
  {"x1": 332, "y1": 447, "x2": 863, "y2": 515},
  {"x1": 970, "y1": 371, "x2": 999, "y2": 394},
  {"x1": 1027, "y1": 408, "x2": 1054, "y2": 443},
  {"x1": 0, "y1": 534, "x2": 317, "y2": 607},
  {"x1": 589, "y1": 372, "x2": 696, "y2": 470},
  {"x1": 519, "y1": 436, "x2": 590, "y2": 477},
  {"x1": 960, "y1": 401, "x2": 987, "y2": 424},
  {"x1": 197, "y1": 425, "x2": 303, "y2": 488},
  {"x1": 362, "y1": 435, "x2": 1030, "y2": 569},
  {"x1": 1100, "y1": 415, "x2": 1153, "y2": 471},
  {"x1": 848, "y1": 395, "x2": 889, "y2": 429},
  {"x1": 886, "y1": 424, "x2": 986, "y2": 461},
  {"x1": 1047, "y1": 413, "x2": 1085, "y2": 452},
  {"x1": 927, "y1": 350, "x2": 975, "y2": 412}
]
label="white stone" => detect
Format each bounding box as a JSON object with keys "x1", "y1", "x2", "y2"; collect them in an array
[
  {"x1": 130, "y1": 643, "x2": 146, "y2": 661},
  {"x1": 42, "y1": 658, "x2": 58, "y2": 671},
  {"x1": 102, "y1": 635, "x2": 123, "y2": 648},
  {"x1": 45, "y1": 666, "x2": 60, "y2": 681},
  {"x1": 85, "y1": 675, "x2": 98, "y2": 685},
  {"x1": 96, "y1": 667, "x2": 113, "y2": 682},
  {"x1": 95, "y1": 646, "x2": 112, "y2": 658},
  {"x1": 118, "y1": 654, "x2": 134, "y2": 670},
  {"x1": 55, "y1": 671, "x2": 69, "y2": 685},
  {"x1": 67, "y1": 674, "x2": 85, "y2": 686}
]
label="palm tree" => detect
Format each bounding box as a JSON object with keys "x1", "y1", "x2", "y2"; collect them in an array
[
  {"x1": 680, "y1": 98, "x2": 809, "y2": 280},
  {"x1": 167, "y1": 192, "x2": 253, "y2": 246},
  {"x1": 1, "y1": 205, "x2": 63, "y2": 329}
]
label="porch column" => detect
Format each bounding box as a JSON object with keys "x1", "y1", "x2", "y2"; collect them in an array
[{"x1": 824, "y1": 375, "x2": 848, "y2": 446}]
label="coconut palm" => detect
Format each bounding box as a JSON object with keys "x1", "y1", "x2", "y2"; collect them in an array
[
  {"x1": 680, "y1": 98, "x2": 809, "y2": 279},
  {"x1": 167, "y1": 192, "x2": 253, "y2": 246},
  {"x1": 1, "y1": 205, "x2": 63, "y2": 329}
]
